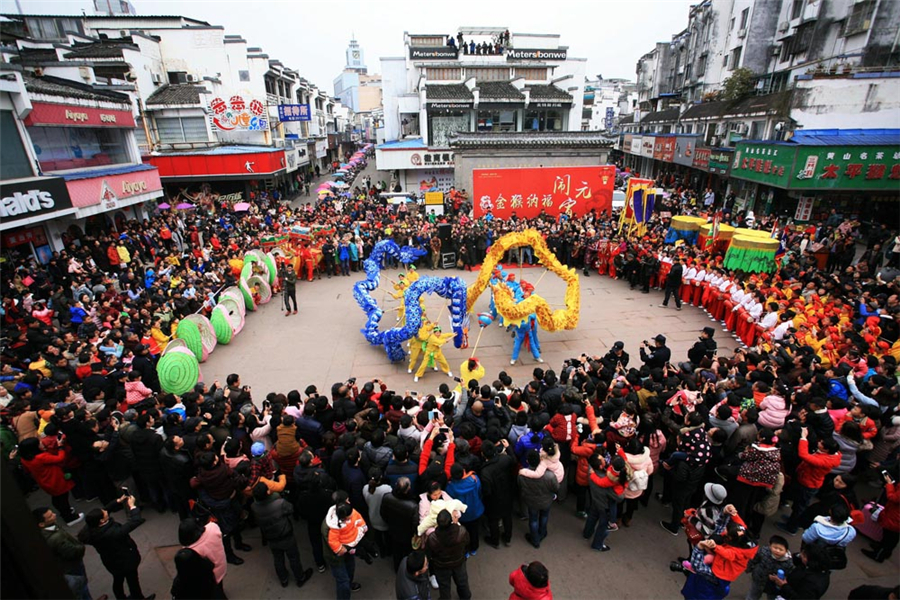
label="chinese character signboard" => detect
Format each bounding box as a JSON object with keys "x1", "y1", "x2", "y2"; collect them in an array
[
  {"x1": 410, "y1": 152, "x2": 454, "y2": 168},
  {"x1": 730, "y1": 143, "x2": 795, "y2": 187},
  {"x1": 277, "y1": 104, "x2": 311, "y2": 122},
  {"x1": 708, "y1": 149, "x2": 734, "y2": 175},
  {"x1": 604, "y1": 107, "x2": 615, "y2": 130},
  {"x1": 472, "y1": 165, "x2": 615, "y2": 219},
  {"x1": 673, "y1": 136, "x2": 697, "y2": 166},
  {"x1": 640, "y1": 136, "x2": 655, "y2": 158},
  {"x1": 791, "y1": 145, "x2": 900, "y2": 191},
  {"x1": 794, "y1": 197, "x2": 815, "y2": 221},
  {"x1": 209, "y1": 95, "x2": 268, "y2": 131},
  {"x1": 693, "y1": 148, "x2": 710, "y2": 171},
  {"x1": 630, "y1": 136, "x2": 642, "y2": 156},
  {"x1": 654, "y1": 137, "x2": 675, "y2": 162}
]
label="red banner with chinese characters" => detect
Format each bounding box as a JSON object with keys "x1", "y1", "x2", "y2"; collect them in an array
[
  {"x1": 23, "y1": 102, "x2": 135, "y2": 128},
  {"x1": 473, "y1": 165, "x2": 615, "y2": 219}
]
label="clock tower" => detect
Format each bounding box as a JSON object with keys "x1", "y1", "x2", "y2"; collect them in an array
[{"x1": 345, "y1": 38, "x2": 367, "y2": 73}]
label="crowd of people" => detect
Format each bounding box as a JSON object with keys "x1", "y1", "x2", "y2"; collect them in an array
[{"x1": 1, "y1": 157, "x2": 900, "y2": 599}]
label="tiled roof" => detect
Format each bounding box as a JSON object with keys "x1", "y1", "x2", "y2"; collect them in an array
[
  {"x1": 23, "y1": 74, "x2": 130, "y2": 104},
  {"x1": 681, "y1": 91, "x2": 792, "y2": 121},
  {"x1": 476, "y1": 81, "x2": 524, "y2": 101},
  {"x1": 618, "y1": 113, "x2": 634, "y2": 125},
  {"x1": 425, "y1": 84, "x2": 473, "y2": 101},
  {"x1": 450, "y1": 131, "x2": 614, "y2": 147},
  {"x1": 526, "y1": 84, "x2": 572, "y2": 102},
  {"x1": 641, "y1": 107, "x2": 680, "y2": 123},
  {"x1": 63, "y1": 41, "x2": 135, "y2": 59},
  {"x1": 146, "y1": 84, "x2": 209, "y2": 106},
  {"x1": 8, "y1": 47, "x2": 58, "y2": 63}
]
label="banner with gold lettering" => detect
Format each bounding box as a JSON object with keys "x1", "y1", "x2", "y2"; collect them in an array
[{"x1": 473, "y1": 165, "x2": 615, "y2": 219}]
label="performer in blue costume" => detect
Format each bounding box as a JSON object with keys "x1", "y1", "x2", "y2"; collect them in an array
[{"x1": 509, "y1": 279, "x2": 543, "y2": 365}]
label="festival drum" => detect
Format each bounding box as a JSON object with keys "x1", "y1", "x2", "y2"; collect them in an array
[
  {"x1": 664, "y1": 216, "x2": 707, "y2": 246},
  {"x1": 724, "y1": 233, "x2": 781, "y2": 273},
  {"x1": 697, "y1": 223, "x2": 735, "y2": 253}
]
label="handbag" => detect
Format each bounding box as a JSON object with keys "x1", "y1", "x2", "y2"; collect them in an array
[
  {"x1": 824, "y1": 544, "x2": 847, "y2": 570},
  {"x1": 681, "y1": 509, "x2": 704, "y2": 546}
]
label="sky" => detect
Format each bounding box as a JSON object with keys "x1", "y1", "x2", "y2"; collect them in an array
[{"x1": 13, "y1": 0, "x2": 696, "y2": 93}]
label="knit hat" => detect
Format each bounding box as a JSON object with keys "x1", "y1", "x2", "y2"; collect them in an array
[{"x1": 251, "y1": 442, "x2": 266, "y2": 457}]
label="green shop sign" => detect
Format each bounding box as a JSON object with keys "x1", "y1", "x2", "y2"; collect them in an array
[
  {"x1": 730, "y1": 143, "x2": 796, "y2": 187},
  {"x1": 731, "y1": 142, "x2": 900, "y2": 190},
  {"x1": 708, "y1": 149, "x2": 733, "y2": 175},
  {"x1": 791, "y1": 145, "x2": 900, "y2": 191}
]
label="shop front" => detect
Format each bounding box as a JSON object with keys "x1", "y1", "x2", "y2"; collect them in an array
[
  {"x1": 376, "y1": 140, "x2": 456, "y2": 196},
  {"x1": 1, "y1": 176, "x2": 77, "y2": 263},
  {"x1": 147, "y1": 146, "x2": 291, "y2": 203},
  {"x1": 730, "y1": 140, "x2": 900, "y2": 224}
]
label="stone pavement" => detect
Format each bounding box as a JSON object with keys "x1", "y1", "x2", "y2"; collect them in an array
[{"x1": 23, "y1": 265, "x2": 899, "y2": 599}]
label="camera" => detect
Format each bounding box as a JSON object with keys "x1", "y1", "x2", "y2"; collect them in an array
[
  {"x1": 121, "y1": 486, "x2": 129, "y2": 496},
  {"x1": 410, "y1": 391, "x2": 418, "y2": 397},
  {"x1": 428, "y1": 410, "x2": 439, "y2": 420},
  {"x1": 348, "y1": 377, "x2": 357, "y2": 385}
]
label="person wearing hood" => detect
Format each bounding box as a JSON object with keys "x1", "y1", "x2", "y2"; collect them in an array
[
  {"x1": 508, "y1": 561, "x2": 552, "y2": 600},
  {"x1": 831, "y1": 420, "x2": 862, "y2": 474},
  {"x1": 446, "y1": 464, "x2": 484, "y2": 556},
  {"x1": 619, "y1": 438, "x2": 653, "y2": 527},
  {"x1": 396, "y1": 550, "x2": 431, "y2": 600},
  {"x1": 801, "y1": 501, "x2": 856, "y2": 566}
]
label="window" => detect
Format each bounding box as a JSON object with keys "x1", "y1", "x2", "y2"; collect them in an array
[
  {"x1": 477, "y1": 109, "x2": 517, "y2": 132},
  {"x1": 749, "y1": 120, "x2": 766, "y2": 139},
  {"x1": 524, "y1": 109, "x2": 563, "y2": 131},
  {"x1": 730, "y1": 17, "x2": 735, "y2": 30},
  {"x1": 155, "y1": 117, "x2": 208, "y2": 144},
  {"x1": 0, "y1": 111, "x2": 34, "y2": 179},
  {"x1": 427, "y1": 110, "x2": 470, "y2": 147},
  {"x1": 134, "y1": 117, "x2": 150, "y2": 153},
  {"x1": 730, "y1": 47, "x2": 742, "y2": 70},
  {"x1": 790, "y1": 0, "x2": 803, "y2": 20},
  {"x1": 27, "y1": 126, "x2": 129, "y2": 172},
  {"x1": 514, "y1": 68, "x2": 547, "y2": 81},
  {"x1": 427, "y1": 67, "x2": 462, "y2": 81},
  {"x1": 739, "y1": 8, "x2": 749, "y2": 30},
  {"x1": 464, "y1": 67, "x2": 510, "y2": 81},
  {"x1": 723, "y1": 54, "x2": 729, "y2": 68},
  {"x1": 410, "y1": 36, "x2": 444, "y2": 46},
  {"x1": 790, "y1": 22, "x2": 814, "y2": 55},
  {"x1": 167, "y1": 71, "x2": 188, "y2": 85},
  {"x1": 844, "y1": 0, "x2": 875, "y2": 36},
  {"x1": 696, "y1": 54, "x2": 706, "y2": 76},
  {"x1": 239, "y1": 70, "x2": 250, "y2": 82}
]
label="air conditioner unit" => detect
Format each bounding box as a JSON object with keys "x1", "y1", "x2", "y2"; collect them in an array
[
  {"x1": 773, "y1": 45, "x2": 782, "y2": 56},
  {"x1": 186, "y1": 74, "x2": 197, "y2": 83},
  {"x1": 710, "y1": 136, "x2": 719, "y2": 147},
  {"x1": 778, "y1": 21, "x2": 789, "y2": 32},
  {"x1": 735, "y1": 123, "x2": 749, "y2": 134},
  {"x1": 151, "y1": 73, "x2": 163, "y2": 84},
  {"x1": 738, "y1": 28, "x2": 747, "y2": 38}
]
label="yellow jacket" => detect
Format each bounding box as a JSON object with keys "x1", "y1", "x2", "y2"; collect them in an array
[
  {"x1": 459, "y1": 359, "x2": 485, "y2": 384},
  {"x1": 424, "y1": 331, "x2": 454, "y2": 351},
  {"x1": 151, "y1": 326, "x2": 171, "y2": 352},
  {"x1": 416, "y1": 321, "x2": 435, "y2": 342}
]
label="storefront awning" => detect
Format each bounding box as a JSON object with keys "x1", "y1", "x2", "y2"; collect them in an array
[{"x1": 0, "y1": 176, "x2": 77, "y2": 232}]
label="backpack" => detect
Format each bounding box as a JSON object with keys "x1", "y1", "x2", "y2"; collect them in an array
[{"x1": 627, "y1": 468, "x2": 649, "y2": 492}]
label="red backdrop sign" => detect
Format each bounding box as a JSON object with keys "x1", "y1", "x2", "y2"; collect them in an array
[
  {"x1": 24, "y1": 102, "x2": 135, "y2": 128},
  {"x1": 473, "y1": 165, "x2": 615, "y2": 219},
  {"x1": 147, "y1": 150, "x2": 286, "y2": 178}
]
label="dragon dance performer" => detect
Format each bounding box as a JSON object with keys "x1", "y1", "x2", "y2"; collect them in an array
[
  {"x1": 413, "y1": 326, "x2": 455, "y2": 382},
  {"x1": 390, "y1": 274, "x2": 410, "y2": 324},
  {"x1": 407, "y1": 317, "x2": 435, "y2": 374},
  {"x1": 509, "y1": 280, "x2": 543, "y2": 365}
]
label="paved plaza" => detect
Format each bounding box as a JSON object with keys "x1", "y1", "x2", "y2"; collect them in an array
[{"x1": 24, "y1": 267, "x2": 892, "y2": 600}]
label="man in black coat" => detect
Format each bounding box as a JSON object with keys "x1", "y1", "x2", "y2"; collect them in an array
[
  {"x1": 640, "y1": 334, "x2": 671, "y2": 370},
  {"x1": 159, "y1": 435, "x2": 194, "y2": 520},
  {"x1": 131, "y1": 345, "x2": 160, "y2": 393},
  {"x1": 380, "y1": 477, "x2": 419, "y2": 571},
  {"x1": 130, "y1": 414, "x2": 166, "y2": 512},
  {"x1": 660, "y1": 258, "x2": 684, "y2": 309},
  {"x1": 686, "y1": 327, "x2": 718, "y2": 367},
  {"x1": 251, "y1": 484, "x2": 313, "y2": 588},
  {"x1": 479, "y1": 441, "x2": 517, "y2": 548},
  {"x1": 78, "y1": 494, "x2": 154, "y2": 600}
]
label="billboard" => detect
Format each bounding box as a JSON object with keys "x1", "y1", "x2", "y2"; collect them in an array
[{"x1": 473, "y1": 165, "x2": 615, "y2": 219}]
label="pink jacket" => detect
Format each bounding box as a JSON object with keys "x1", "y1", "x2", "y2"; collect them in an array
[
  {"x1": 124, "y1": 380, "x2": 153, "y2": 405},
  {"x1": 647, "y1": 430, "x2": 667, "y2": 471},
  {"x1": 519, "y1": 450, "x2": 565, "y2": 483},
  {"x1": 188, "y1": 522, "x2": 227, "y2": 583},
  {"x1": 757, "y1": 395, "x2": 790, "y2": 430},
  {"x1": 622, "y1": 447, "x2": 654, "y2": 499}
]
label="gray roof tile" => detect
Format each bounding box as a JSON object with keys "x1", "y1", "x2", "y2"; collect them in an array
[
  {"x1": 425, "y1": 84, "x2": 474, "y2": 101},
  {"x1": 23, "y1": 74, "x2": 130, "y2": 104},
  {"x1": 526, "y1": 84, "x2": 572, "y2": 101},
  {"x1": 146, "y1": 84, "x2": 209, "y2": 106},
  {"x1": 476, "y1": 81, "x2": 524, "y2": 100}
]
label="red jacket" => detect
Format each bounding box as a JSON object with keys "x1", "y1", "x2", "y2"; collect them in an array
[
  {"x1": 547, "y1": 412, "x2": 577, "y2": 444},
  {"x1": 570, "y1": 436, "x2": 598, "y2": 487},
  {"x1": 881, "y1": 481, "x2": 900, "y2": 533},
  {"x1": 107, "y1": 246, "x2": 120, "y2": 266},
  {"x1": 419, "y1": 437, "x2": 456, "y2": 478},
  {"x1": 796, "y1": 439, "x2": 841, "y2": 489},
  {"x1": 509, "y1": 566, "x2": 552, "y2": 600},
  {"x1": 709, "y1": 518, "x2": 758, "y2": 582},
  {"x1": 21, "y1": 450, "x2": 74, "y2": 496}
]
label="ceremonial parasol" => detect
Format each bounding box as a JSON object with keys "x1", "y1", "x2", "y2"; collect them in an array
[
  {"x1": 233, "y1": 202, "x2": 251, "y2": 212},
  {"x1": 175, "y1": 202, "x2": 195, "y2": 210}
]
